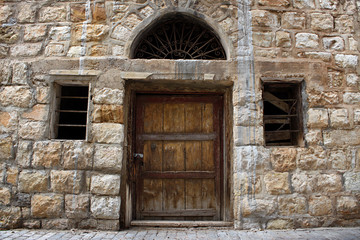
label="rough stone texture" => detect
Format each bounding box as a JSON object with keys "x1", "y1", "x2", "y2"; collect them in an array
[
  {"x1": 6, "y1": 167, "x2": 18, "y2": 185},
  {"x1": 63, "y1": 141, "x2": 93, "y2": 170},
  {"x1": 0, "y1": 5, "x2": 12, "y2": 24},
  {"x1": 344, "y1": 92, "x2": 360, "y2": 104},
  {"x1": 324, "y1": 128, "x2": 360, "y2": 147},
  {"x1": 335, "y1": 54, "x2": 358, "y2": 69},
  {"x1": 323, "y1": 37, "x2": 345, "y2": 51},
  {"x1": 239, "y1": 197, "x2": 277, "y2": 217},
  {"x1": 270, "y1": 148, "x2": 296, "y2": 172},
  {"x1": 92, "y1": 123, "x2": 124, "y2": 144},
  {"x1": 92, "y1": 105, "x2": 124, "y2": 123},
  {"x1": 11, "y1": 44, "x2": 42, "y2": 57},
  {"x1": 93, "y1": 88, "x2": 123, "y2": 105},
  {"x1": 282, "y1": 12, "x2": 305, "y2": 29},
  {"x1": 330, "y1": 109, "x2": 349, "y2": 128},
  {"x1": 336, "y1": 196, "x2": 358, "y2": 215},
  {"x1": 346, "y1": 74, "x2": 359, "y2": 87},
  {"x1": 267, "y1": 219, "x2": 294, "y2": 229},
  {"x1": 42, "y1": 219, "x2": 68, "y2": 230},
  {"x1": 72, "y1": 24, "x2": 109, "y2": 43},
  {"x1": 18, "y1": 170, "x2": 48, "y2": 193},
  {"x1": 39, "y1": 6, "x2": 66, "y2": 23},
  {"x1": 298, "y1": 147, "x2": 327, "y2": 170},
  {"x1": 0, "y1": 187, "x2": 11, "y2": 205},
  {"x1": 279, "y1": 195, "x2": 307, "y2": 215},
  {"x1": 50, "y1": 170, "x2": 83, "y2": 194},
  {"x1": 309, "y1": 196, "x2": 332, "y2": 216},
  {"x1": 17, "y1": 4, "x2": 37, "y2": 23},
  {"x1": 295, "y1": 33, "x2": 319, "y2": 49},
  {"x1": 293, "y1": 0, "x2": 315, "y2": 9},
  {"x1": 0, "y1": 26, "x2": 20, "y2": 44},
  {"x1": 12, "y1": 62, "x2": 28, "y2": 85},
  {"x1": 316, "y1": 174, "x2": 343, "y2": 193},
  {"x1": 31, "y1": 194, "x2": 63, "y2": 218},
  {"x1": 0, "y1": 86, "x2": 32, "y2": 108},
  {"x1": 65, "y1": 194, "x2": 89, "y2": 219},
  {"x1": 0, "y1": 137, "x2": 12, "y2": 160},
  {"x1": 311, "y1": 13, "x2": 333, "y2": 31},
  {"x1": 93, "y1": 145, "x2": 122, "y2": 172},
  {"x1": 251, "y1": 10, "x2": 278, "y2": 27},
  {"x1": 0, "y1": 207, "x2": 21, "y2": 228},
  {"x1": 276, "y1": 31, "x2": 291, "y2": 48},
  {"x1": 90, "y1": 196, "x2": 120, "y2": 219},
  {"x1": 292, "y1": 173, "x2": 316, "y2": 194},
  {"x1": 49, "y1": 26, "x2": 71, "y2": 41},
  {"x1": 344, "y1": 172, "x2": 360, "y2": 191},
  {"x1": 22, "y1": 105, "x2": 49, "y2": 121},
  {"x1": 32, "y1": 142, "x2": 62, "y2": 168},
  {"x1": 307, "y1": 109, "x2": 328, "y2": 128},
  {"x1": 19, "y1": 121, "x2": 47, "y2": 140},
  {"x1": 335, "y1": 15, "x2": 354, "y2": 33},
  {"x1": 329, "y1": 149, "x2": 351, "y2": 170},
  {"x1": 24, "y1": 25, "x2": 47, "y2": 42},
  {"x1": 264, "y1": 172, "x2": 290, "y2": 195},
  {"x1": 90, "y1": 174, "x2": 120, "y2": 195}
]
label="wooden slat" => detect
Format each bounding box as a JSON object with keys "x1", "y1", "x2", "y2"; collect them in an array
[
  {"x1": 202, "y1": 141, "x2": 214, "y2": 171},
  {"x1": 185, "y1": 103, "x2": 202, "y2": 132},
  {"x1": 144, "y1": 103, "x2": 163, "y2": 133},
  {"x1": 186, "y1": 141, "x2": 202, "y2": 171},
  {"x1": 139, "y1": 133, "x2": 216, "y2": 141},
  {"x1": 264, "y1": 119, "x2": 290, "y2": 124},
  {"x1": 186, "y1": 179, "x2": 202, "y2": 210},
  {"x1": 202, "y1": 103, "x2": 213, "y2": 133},
  {"x1": 163, "y1": 179, "x2": 185, "y2": 211},
  {"x1": 141, "y1": 209, "x2": 216, "y2": 217},
  {"x1": 263, "y1": 92, "x2": 289, "y2": 113},
  {"x1": 143, "y1": 141, "x2": 163, "y2": 171},
  {"x1": 164, "y1": 103, "x2": 185, "y2": 133},
  {"x1": 142, "y1": 171, "x2": 215, "y2": 179},
  {"x1": 202, "y1": 179, "x2": 216, "y2": 209},
  {"x1": 163, "y1": 142, "x2": 184, "y2": 171},
  {"x1": 142, "y1": 179, "x2": 162, "y2": 212}
]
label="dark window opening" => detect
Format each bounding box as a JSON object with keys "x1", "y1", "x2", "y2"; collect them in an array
[
  {"x1": 55, "y1": 85, "x2": 89, "y2": 140},
  {"x1": 132, "y1": 14, "x2": 226, "y2": 60},
  {"x1": 263, "y1": 82, "x2": 303, "y2": 146}
]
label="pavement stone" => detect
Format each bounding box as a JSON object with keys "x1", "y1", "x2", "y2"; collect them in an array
[{"x1": 0, "y1": 227, "x2": 359, "y2": 240}]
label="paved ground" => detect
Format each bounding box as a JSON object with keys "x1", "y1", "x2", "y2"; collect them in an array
[{"x1": 0, "y1": 227, "x2": 359, "y2": 240}]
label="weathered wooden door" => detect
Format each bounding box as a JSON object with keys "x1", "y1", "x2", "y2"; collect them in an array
[{"x1": 134, "y1": 94, "x2": 223, "y2": 220}]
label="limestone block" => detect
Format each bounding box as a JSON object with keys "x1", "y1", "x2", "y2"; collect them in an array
[
  {"x1": 19, "y1": 120, "x2": 47, "y2": 140},
  {"x1": 42, "y1": 219, "x2": 68, "y2": 230},
  {"x1": 18, "y1": 170, "x2": 48, "y2": 193},
  {"x1": 31, "y1": 194, "x2": 63, "y2": 218},
  {"x1": 330, "y1": 109, "x2": 349, "y2": 128},
  {"x1": 270, "y1": 148, "x2": 296, "y2": 172},
  {"x1": 323, "y1": 37, "x2": 344, "y2": 51},
  {"x1": 335, "y1": 15, "x2": 354, "y2": 33},
  {"x1": 337, "y1": 196, "x2": 358, "y2": 214},
  {"x1": 233, "y1": 146, "x2": 270, "y2": 173},
  {"x1": 22, "y1": 104, "x2": 49, "y2": 121},
  {"x1": 0, "y1": 86, "x2": 32, "y2": 108},
  {"x1": 324, "y1": 128, "x2": 360, "y2": 147},
  {"x1": 6, "y1": 167, "x2": 18, "y2": 185},
  {"x1": 344, "y1": 92, "x2": 360, "y2": 104},
  {"x1": 310, "y1": 13, "x2": 333, "y2": 31},
  {"x1": 251, "y1": 10, "x2": 279, "y2": 27},
  {"x1": 234, "y1": 106, "x2": 259, "y2": 126},
  {"x1": 90, "y1": 174, "x2": 120, "y2": 195},
  {"x1": 295, "y1": 33, "x2": 319, "y2": 49},
  {"x1": 307, "y1": 108, "x2": 328, "y2": 128},
  {"x1": 33, "y1": 141, "x2": 62, "y2": 168},
  {"x1": 329, "y1": 149, "x2": 351, "y2": 170},
  {"x1": 275, "y1": 31, "x2": 291, "y2": 48},
  {"x1": 112, "y1": 46, "x2": 124, "y2": 56},
  {"x1": 0, "y1": 45, "x2": 9, "y2": 58},
  {"x1": 14, "y1": 193, "x2": 30, "y2": 207},
  {"x1": 70, "y1": 3, "x2": 106, "y2": 23},
  {"x1": 90, "y1": 196, "x2": 120, "y2": 219},
  {"x1": 36, "y1": 87, "x2": 50, "y2": 104},
  {"x1": 15, "y1": 141, "x2": 32, "y2": 168},
  {"x1": 72, "y1": 24, "x2": 109, "y2": 43},
  {"x1": 0, "y1": 5, "x2": 12, "y2": 23},
  {"x1": 0, "y1": 137, "x2": 12, "y2": 160},
  {"x1": 319, "y1": 0, "x2": 338, "y2": 10},
  {"x1": 0, "y1": 207, "x2": 21, "y2": 228},
  {"x1": 328, "y1": 69, "x2": 343, "y2": 88},
  {"x1": 89, "y1": 44, "x2": 109, "y2": 56},
  {"x1": 258, "y1": 0, "x2": 290, "y2": 6},
  {"x1": 233, "y1": 172, "x2": 261, "y2": 196},
  {"x1": 264, "y1": 172, "x2": 290, "y2": 195},
  {"x1": 309, "y1": 196, "x2": 332, "y2": 216},
  {"x1": 349, "y1": 37, "x2": 358, "y2": 51},
  {"x1": 11, "y1": 43, "x2": 42, "y2": 57},
  {"x1": 344, "y1": 172, "x2": 360, "y2": 191},
  {"x1": 92, "y1": 123, "x2": 124, "y2": 144},
  {"x1": 39, "y1": 6, "x2": 66, "y2": 22},
  {"x1": 267, "y1": 219, "x2": 294, "y2": 229},
  {"x1": 111, "y1": 25, "x2": 131, "y2": 42},
  {"x1": 23, "y1": 220, "x2": 41, "y2": 229},
  {"x1": 346, "y1": 74, "x2": 359, "y2": 87},
  {"x1": 302, "y1": 52, "x2": 331, "y2": 62},
  {"x1": 93, "y1": 88, "x2": 123, "y2": 105},
  {"x1": 0, "y1": 60, "x2": 12, "y2": 84},
  {"x1": 298, "y1": 146, "x2": 327, "y2": 170},
  {"x1": 354, "y1": 109, "x2": 360, "y2": 124},
  {"x1": 335, "y1": 54, "x2": 358, "y2": 69},
  {"x1": 93, "y1": 144, "x2": 122, "y2": 172},
  {"x1": 291, "y1": 173, "x2": 316, "y2": 194},
  {"x1": 92, "y1": 105, "x2": 124, "y2": 123},
  {"x1": 239, "y1": 197, "x2": 277, "y2": 217},
  {"x1": 45, "y1": 44, "x2": 66, "y2": 57},
  {"x1": 12, "y1": 62, "x2": 28, "y2": 85},
  {"x1": 78, "y1": 219, "x2": 97, "y2": 229},
  {"x1": 67, "y1": 46, "x2": 82, "y2": 57},
  {"x1": 63, "y1": 141, "x2": 93, "y2": 170},
  {"x1": 49, "y1": 26, "x2": 71, "y2": 41},
  {"x1": 305, "y1": 129, "x2": 322, "y2": 145},
  {"x1": 293, "y1": 0, "x2": 315, "y2": 9},
  {"x1": 65, "y1": 194, "x2": 89, "y2": 218},
  {"x1": 97, "y1": 220, "x2": 120, "y2": 231},
  {"x1": 17, "y1": 4, "x2": 37, "y2": 23},
  {"x1": 282, "y1": 12, "x2": 305, "y2": 29},
  {"x1": 278, "y1": 195, "x2": 307, "y2": 215},
  {"x1": 0, "y1": 26, "x2": 20, "y2": 44},
  {"x1": 0, "y1": 111, "x2": 18, "y2": 134},
  {"x1": 24, "y1": 25, "x2": 47, "y2": 42},
  {"x1": 234, "y1": 126, "x2": 264, "y2": 146},
  {"x1": 316, "y1": 174, "x2": 342, "y2": 193},
  {"x1": 51, "y1": 170, "x2": 83, "y2": 194},
  {"x1": 0, "y1": 187, "x2": 11, "y2": 205}
]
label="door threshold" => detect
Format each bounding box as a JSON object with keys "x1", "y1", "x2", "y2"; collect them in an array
[{"x1": 131, "y1": 220, "x2": 233, "y2": 228}]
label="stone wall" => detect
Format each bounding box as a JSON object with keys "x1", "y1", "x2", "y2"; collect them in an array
[{"x1": 0, "y1": 0, "x2": 359, "y2": 230}]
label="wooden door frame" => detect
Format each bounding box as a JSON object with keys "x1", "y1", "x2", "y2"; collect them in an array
[{"x1": 122, "y1": 81, "x2": 233, "y2": 228}]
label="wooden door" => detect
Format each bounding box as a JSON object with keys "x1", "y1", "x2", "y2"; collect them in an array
[{"x1": 134, "y1": 94, "x2": 223, "y2": 220}]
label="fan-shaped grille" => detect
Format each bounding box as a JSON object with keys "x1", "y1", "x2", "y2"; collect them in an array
[{"x1": 133, "y1": 18, "x2": 226, "y2": 60}]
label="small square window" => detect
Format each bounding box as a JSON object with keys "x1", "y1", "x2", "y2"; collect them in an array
[
  {"x1": 262, "y1": 81, "x2": 303, "y2": 146},
  {"x1": 53, "y1": 84, "x2": 89, "y2": 140}
]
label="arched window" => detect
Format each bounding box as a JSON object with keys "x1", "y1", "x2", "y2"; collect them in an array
[{"x1": 132, "y1": 14, "x2": 226, "y2": 60}]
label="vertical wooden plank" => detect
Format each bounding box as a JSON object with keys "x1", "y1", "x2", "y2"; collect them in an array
[
  {"x1": 144, "y1": 103, "x2": 163, "y2": 133},
  {"x1": 185, "y1": 103, "x2": 202, "y2": 132},
  {"x1": 164, "y1": 103, "x2": 185, "y2": 133},
  {"x1": 202, "y1": 141, "x2": 214, "y2": 171},
  {"x1": 185, "y1": 141, "x2": 201, "y2": 171},
  {"x1": 163, "y1": 142, "x2": 185, "y2": 171},
  {"x1": 185, "y1": 179, "x2": 202, "y2": 209},
  {"x1": 143, "y1": 141, "x2": 162, "y2": 171},
  {"x1": 163, "y1": 179, "x2": 185, "y2": 220},
  {"x1": 202, "y1": 179, "x2": 216, "y2": 209},
  {"x1": 142, "y1": 179, "x2": 163, "y2": 212},
  {"x1": 202, "y1": 103, "x2": 213, "y2": 133}
]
